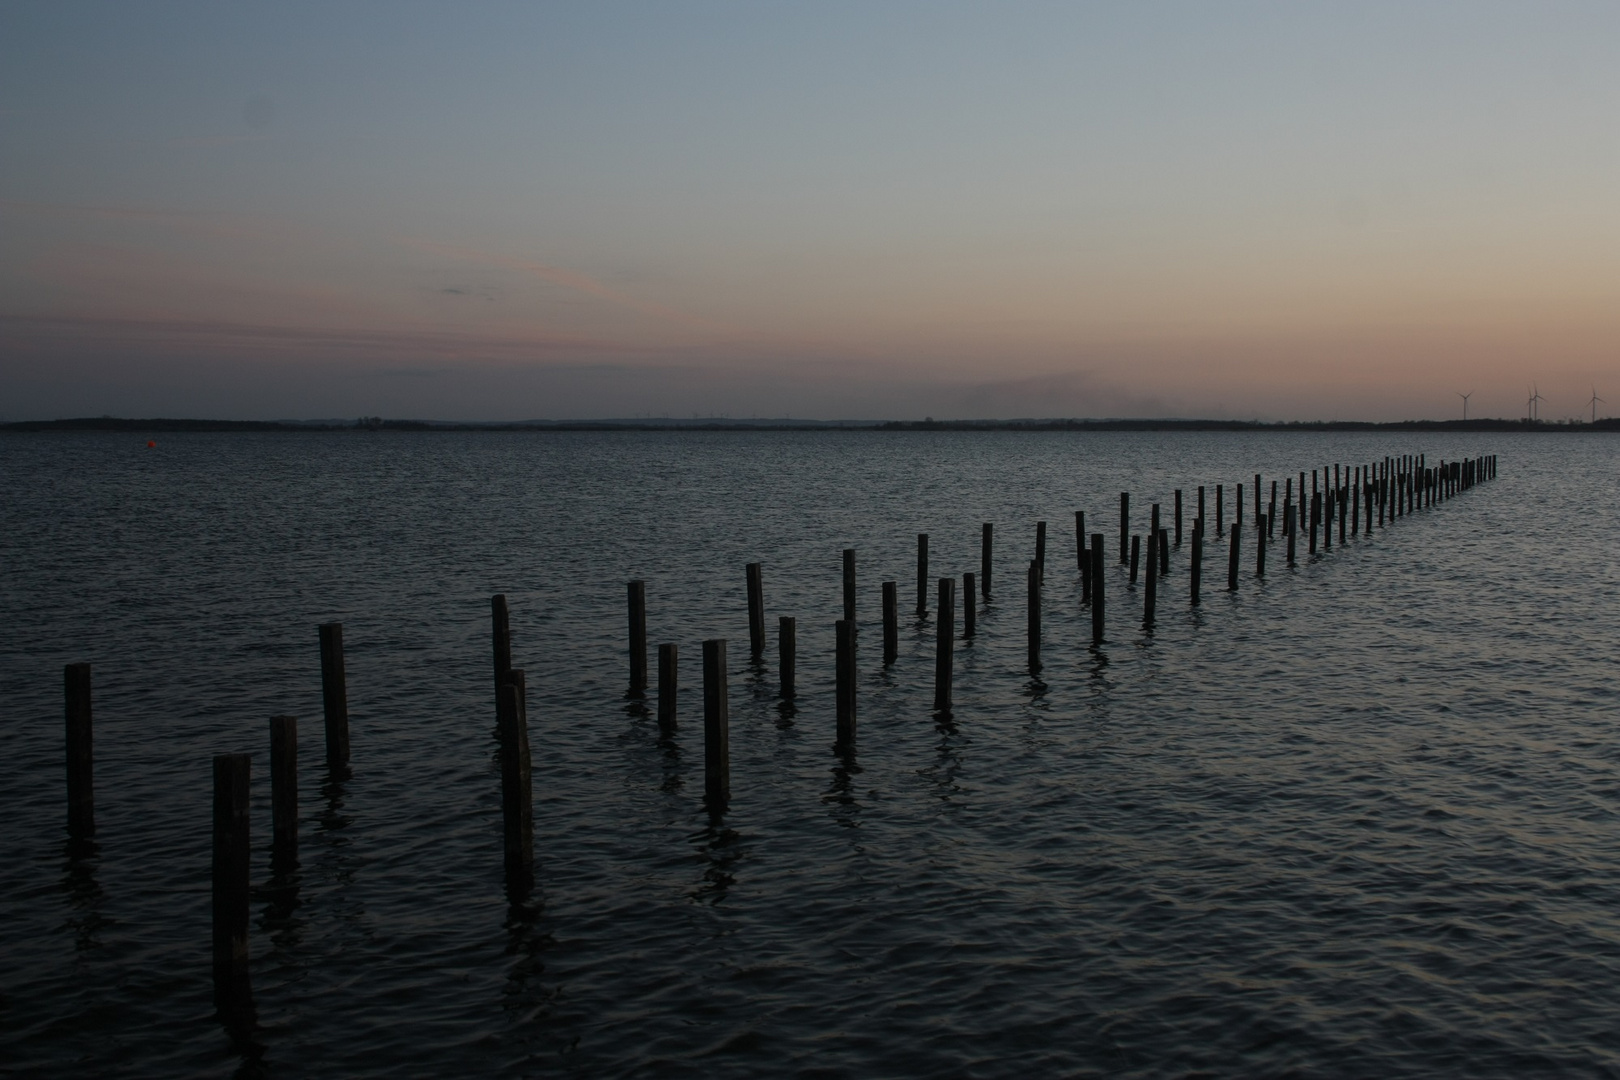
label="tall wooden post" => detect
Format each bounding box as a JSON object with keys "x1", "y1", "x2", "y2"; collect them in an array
[
  {"x1": 702, "y1": 640, "x2": 729, "y2": 809},
  {"x1": 882, "y1": 581, "x2": 898, "y2": 666},
  {"x1": 659, "y1": 643, "x2": 679, "y2": 730},
  {"x1": 1256, "y1": 516, "x2": 1267, "y2": 577},
  {"x1": 842, "y1": 549, "x2": 856, "y2": 624},
  {"x1": 1190, "y1": 523, "x2": 1203, "y2": 606},
  {"x1": 934, "y1": 578, "x2": 956, "y2": 714},
  {"x1": 64, "y1": 663, "x2": 94, "y2": 838},
  {"x1": 1130, "y1": 535, "x2": 1140, "y2": 584},
  {"x1": 497, "y1": 672, "x2": 533, "y2": 896},
  {"x1": 269, "y1": 715, "x2": 297, "y2": 864},
  {"x1": 212, "y1": 753, "x2": 252, "y2": 1019},
  {"x1": 491, "y1": 595, "x2": 512, "y2": 698},
  {"x1": 916, "y1": 534, "x2": 929, "y2": 617},
  {"x1": 1227, "y1": 523, "x2": 1240, "y2": 590},
  {"x1": 777, "y1": 621, "x2": 794, "y2": 700},
  {"x1": 1143, "y1": 528, "x2": 1158, "y2": 626},
  {"x1": 1075, "y1": 510, "x2": 1087, "y2": 572},
  {"x1": 1175, "y1": 489, "x2": 1183, "y2": 546},
  {"x1": 318, "y1": 622, "x2": 350, "y2": 771},
  {"x1": 963, "y1": 572, "x2": 976, "y2": 638},
  {"x1": 1090, "y1": 535, "x2": 1106, "y2": 643},
  {"x1": 1035, "y1": 521, "x2": 1047, "y2": 581},
  {"x1": 836, "y1": 620, "x2": 857, "y2": 750},
  {"x1": 981, "y1": 523, "x2": 993, "y2": 601},
  {"x1": 1119, "y1": 493, "x2": 1130, "y2": 563},
  {"x1": 1216, "y1": 484, "x2": 1224, "y2": 539},
  {"x1": 746, "y1": 563, "x2": 765, "y2": 660},
  {"x1": 626, "y1": 581, "x2": 647, "y2": 695},
  {"x1": 1027, "y1": 561, "x2": 1041, "y2": 672}
]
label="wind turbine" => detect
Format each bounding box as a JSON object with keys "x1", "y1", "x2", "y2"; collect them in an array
[
  {"x1": 1529, "y1": 384, "x2": 1545, "y2": 423},
  {"x1": 1457, "y1": 390, "x2": 1473, "y2": 421},
  {"x1": 1590, "y1": 387, "x2": 1605, "y2": 424}
]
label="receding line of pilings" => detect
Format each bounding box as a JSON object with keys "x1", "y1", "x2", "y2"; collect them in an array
[{"x1": 56, "y1": 450, "x2": 1497, "y2": 1028}]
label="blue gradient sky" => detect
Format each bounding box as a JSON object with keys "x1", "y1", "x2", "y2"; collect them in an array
[{"x1": 3, "y1": 2, "x2": 1617, "y2": 420}]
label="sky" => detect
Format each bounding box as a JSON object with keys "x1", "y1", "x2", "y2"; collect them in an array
[{"x1": 2, "y1": 1, "x2": 1618, "y2": 422}]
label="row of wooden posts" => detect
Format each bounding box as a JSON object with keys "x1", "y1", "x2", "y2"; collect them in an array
[{"x1": 54, "y1": 451, "x2": 1494, "y2": 1027}]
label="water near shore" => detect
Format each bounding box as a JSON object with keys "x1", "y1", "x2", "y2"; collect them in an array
[{"x1": 2, "y1": 430, "x2": 1616, "y2": 1078}]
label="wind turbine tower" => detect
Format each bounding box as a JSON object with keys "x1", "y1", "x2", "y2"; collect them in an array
[
  {"x1": 1590, "y1": 387, "x2": 1605, "y2": 424},
  {"x1": 1458, "y1": 391, "x2": 1473, "y2": 421}
]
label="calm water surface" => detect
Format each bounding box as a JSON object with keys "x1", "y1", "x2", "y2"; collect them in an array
[{"x1": 1, "y1": 430, "x2": 1617, "y2": 1078}]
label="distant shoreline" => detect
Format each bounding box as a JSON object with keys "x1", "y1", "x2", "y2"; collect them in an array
[{"x1": 1, "y1": 415, "x2": 1614, "y2": 434}]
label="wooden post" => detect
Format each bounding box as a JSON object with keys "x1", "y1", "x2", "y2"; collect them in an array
[
  {"x1": 659, "y1": 643, "x2": 679, "y2": 729},
  {"x1": 1035, "y1": 520, "x2": 1047, "y2": 581},
  {"x1": 1253, "y1": 475, "x2": 1261, "y2": 530},
  {"x1": 1075, "y1": 511, "x2": 1087, "y2": 572},
  {"x1": 318, "y1": 622, "x2": 350, "y2": 771},
  {"x1": 1236, "y1": 482, "x2": 1244, "y2": 535},
  {"x1": 491, "y1": 595, "x2": 512, "y2": 698},
  {"x1": 1197, "y1": 486, "x2": 1206, "y2": 535},
  {"x1": 746, "y1": 563, "x2": 765, "y2": 660},
  {"x1": 1286, "y1": 505, "x2": 1297, "y2": 564},
  {"x1": 1216, "y1": 484, "x2": 1224, "y2": 539},
  {"x1": 963, "y1": 572, "x2": 976, "y2": 638},
  {"x1": 1027, "y1": 561, "x2": 1041, "y2": 672},
  {"x1": 1268, "y1": 480, "x2": 1277, "y2": 539},
  {"x1": 496, "y1": 672, "x2": 534, "y2": 896},
  {"x1": 1144, "y1": 528, "x2": 1158, "y2": 626},
  {"x1": 1119, "y1": 492, "x2": 1130, "y2": 563},
  {"x1": 1352, "y1": 466, "x2": 1360, "y2": 535},
  {"x1": 836, "y1": 620, "x2": 857, "y2": 749},
  {"x1": 1322, "y1": 489, "x2": 1332, "y2": 550},
  {"x1": 882, "y1": 581, "x2": 898, "y2": 666},
  {"x1": 212, "y1": 752, "x2": 252, "y2": 1019},
  {"x1": 1227, "y1": 522, "x2": 1240, "y2": 590},
  {"x1": 1339, "y1": 478, "x2": 1348, "y2": 542},
  {"x1": 1256, "y1": 515, "x2": 1266, "y2": 577},
  {"x1": 1090, "y1": 535, "x2": 1106, "y2": 642},
  {"x1": 1130, "y1": 534, "x2": 1140, "y2": 584},
  {"x1": 777, "y1": 621, "x2": 794, "y2": 700},
  {"x1": 842, "y1": 549, "x2": 856, "y2": 624},
  {"x1": 1190, "y1": 523, "x2": 1203, "y2": 606},
  {"x1": 64, "y1": 663, "x2": 94, "y2": 838},
  {"x1": 269, "y1": 715, "x2": 297, "y2": 864},
  {"x1": 1174, "y1": 489, "x2": 1183, "y2": 547},
  {"x1": 934, "y1": 578, "x2": 956, "y2": 714},
  {"x1": 916, "y1": 534, "x2": 929, "y2": 617},
  {"x1": 627, "y1": 582, "x2": 647, "y2": 695},
  {"x1": 702, "y1": 640, "x2": 729, "y2": 809},
  {"x1": 1159, "y1": 526, "x2": 1169, "y2": 576},
  {"x1": 981, "y1": 523, "x2": 993, "y2": 601}
]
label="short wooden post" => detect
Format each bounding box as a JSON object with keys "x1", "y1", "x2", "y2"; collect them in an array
[
  {"x1": 491, "y1": 595, "x2": 512, "y2": 698},
  {"x1": 882, "y1": 581, "x2": 898, "y2": 666},
  {"x1": 916, "y1": 534, "x2": 929, "y2": 616},
  {"x1": 777, "y1": 622, "x2": 794, "y2": 700},
  {"x1": 1035, "y1": 520, "x2": 1047, "y2": 581},
  {"x1": 1075, "y1": 510, "x2": 1087, "y2": 571},
  {"x1": 1175, "y1": 489, "x2": 1183, "y2": 546},
  {"x1": 1190, "y1": 523, "x2": 1203, "y2": 606},
  {"x1": 64, "y1": 663, "x2": 94, "y2": 838},
  {"x1": 318, "y1": 622, "x2": 350, "y2": 771},
  {"x1": 1090, "y1": 535, "x2": 1105, "y2": 642},
  {"x1": 659, "y1": 643, "x2": 679, "y2": 729},
  {"x1": 496, "y1": 672, "x2": 534, "y2": 895},
  {"x1": 1027, "y1": 561, "x2": 1041, "y2": 672},
  {"x1": 934, "y1": 578, "x2": 956, "y2": 714},
  {"x1": 1130, "y1": 535, "x2": 1141, "y2": 584},
  {"x1": 702, "y1": 640, "x2": 729, "y2": 809},
  {"x1": 963, "y1": 572, "x2": 976, "y2": 638},
  {"x1": 836, "y1": 620, "x2": 857, "y2": 749},
  {"x1": 627, "y1": 581, "x2": 647, "y2": 695},
  {"x1": 269, "y1": 715, "x2": 297, "y2": 864},
  {"x1": 1119, "y1": 492, "x2": 1130, "y2": 562},
  {"x1": 212, "y1": 753, "x2": 252, "y2": 1018},
  {"x1": 746, "y1": 563, "x2": 765, "y2": 660},
  {"x1": 981, "y1": 523, "x2": 993, "y2": 600},
  {"x1": 1143, "y1": 528, "x2": 1158, "y2": 626},
  {"x1": 842, "y1": 549, "x2": 856, "y2": 623},
  {"x1": 1227, "y1": 523, "x2": 1240, "y2": 590}
]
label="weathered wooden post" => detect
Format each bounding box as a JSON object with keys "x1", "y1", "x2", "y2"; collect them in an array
[
  {"x1": 1158, "y1": 526, "x2": 1168, "y2": 576},
  {"x1": 836, "y1": 620, "x2": 857, "y2": 750},
  {"x1": 934, "y1": 578, "x2": 956, "y2": 714},
  {"x1": 626, "y1": 582, "x2": 647, "y2": 695},
  {"x1": 269, "y1": 715, "x2": 297, "y2": 864},
  {"x1": 659, "y1": 643, "x2": 679, "y2": 729},
  {"x1": 1351, "y1": 466, "x2": 1360, "y2": 534},
  {"x1": 318, "y1": 622, "x2": 350, "y2": 771},
  {"x1": 1216, "y1": 484, "x2": 1224, "y2": 539},
  {"x1": 1190, "y1": 523, "x2": 1203, "y2": 606},
  {"x1": 916, "y1": 534, "x2": 929, "y2": 617},
  {"x1": 1236, "y1": 482, "x2": 1244, "y2": 535},
  {"x1": 1268, "y1": 480, "x2": 1278, "y2": 539},
  {"x1": 1144, "y1": 528, "x2": 1158, "y2": 626},
  {"x1": 702, "y1": 640, "x2": 729, "y2": 809},
  {"x1": 496, "y1": 671, "x2": 534, "y2": 896},
  {"x1": 842, "y1": 549, "x2": 856, "y2": 624},
  {"x1": 882, "y1": 581, "x2": 899, "y2": 666},
  {"x1": 1027, "y1": 561, "x2": 1041, "y2": 672},
  {"x1": 64, "y1": 663, "x2": 94, "y2": 838},
  {"x1": 963, "y1": 572, "x2": 977, "y2": 639},
  {"x1": 777, "y1": 622, "x2": 794, "y2": 700},
  {"x1": 212, "y1": 753, "x2": 252, "y2": 1020},
  {"x1": 746, "y1": 563, "x2": 765, "y2": 660},
  {"x1": 1119, "y1": 493, "x2": 1130, "y2": 563},
  {"x1": 1339, "y1": 479, "x2": 1348, "y2": 542},
  {"x1": 1322, "y1": 490, "x2": 1332, "y2": 551},
  {"x1": 1253, "y1": 475, "x2": 1261, "y2": 529},
  {"x1": 1174, "y1": 489, "x2": 1183, "y2": 546},
  {"x1": 1075, "y1": 511, "x2": 1087, "y2": 572},
  {"x1": 1090, "y1": 535, "x2": 1106, "y2": 642},
  {"x1": 491, "y1": 595, "x2": 512, "y2": 697},
  {"x1": 1227, "y1": 523, "x2": 1240, "y2": 590},
  {"x1": 1197, "y1": 486, "x2": 1206, "y2": 534},
  {"x1": 1256, "y1": 515, "x2": 1266, "y2": 577},
  {"x1": 1035, "y1": 520, "x2": 1047, "y2": 581},
  {"x1": 1286, "y1": 505, "x2": 1297, "y2": 564},
  {"x1": 1130, "y1": 535, "x2": 1141, "y2": 584},
  {"x1": 981, "y1": 523, "x2": 993, "y2": 601},
  {"x1": 1308, "y1": 493, "x2": 1319, "y2": 554}
]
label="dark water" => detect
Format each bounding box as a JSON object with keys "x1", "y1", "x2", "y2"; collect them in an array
[{"x1": 2, "y1": 430, "x2": 1616, "y2": 1078}]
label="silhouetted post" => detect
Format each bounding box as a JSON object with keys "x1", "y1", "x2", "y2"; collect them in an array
[
  {"x1": 64, "y1": 663, "x2": 94, "y2": 838},
  {"x1": 1150, "y1": 502, "x2": 1161, "y2": 553},
  {"x1": 1365, "y1": 467, "x2": 1375, "y2": 534},
  {"x1": 658, "y1": 643, "x2": 679, "y2": 729},
  {"x1": 1227, "y1": 523, "x2": 1240, "y2": 590},
  {"x1": 702, "y1": 640, "x2": 729, "y2": 809},
  {"x1": 1216, "y1": 484, "x2": 1224, "y2": 539},
  {"x1": 882, "y1": 581, "x2": 899, "y2": 666},
  {"x1": 212, "y1": 753, "x2": 252, "y2": 1019},
  {"x1": 318, "y1": 622, "x2": 350, "y2": 771},
  {"x1": 1159, "y1": 526, "x2": 1169, "y2": 576},
  {"x1": 496, "y1": 672, "x2": 534, "y2": 895},
  {"x1": 1074, "y1": 511, "x2": 1087, "y2": 573},
  {"x1": 1352, "y1": 466, "x2": 1360, "y2": 534},
  {"x1": 1339, "y1": 479, "x2": 1348, "y2": 542},
  {"x1": 981, "y1": 523, "x2": 993, "y2": 600},
  {"x1": 1144, "y1": 529, "x2": 1158, "y2": 626},
  {"x1": 1027, "y1": 561, "x2": 1041, "y2": 672},
  {"x1": 836, "y1": 620, "x2": 857, "y2": 749},
  {"x1": 1190, "y1": 523, "x2": 1203, "y2": 605},
  {"x1": 746, "y1": 563, "x2": 765, "y2": 660},
  {"x1": 777, "y1": 622, "x2": 794, "y2": 700},
  {"x1": 1035, "y1": 520, "x2": 1047, "y2": 581},
  {"x1": 1286, "y1": 505, "x2": 1297, "y2": 564},
  {"x1": 1119, "y1": 493, "x2": 1130, "y2": 563},
  {"x1": 1175, "y1": 489, "x2": 1183, "y2": 546},
  {"x1": 1256, "y1": 515, "x2": 1266, "y2": 577},
  {"x1": 934, "y1": 578, "x2": 956, "y2": 714},
  {"x1": 626, "y1": 582, "x2": 647, "y2": 695},
  {"x1": 269, "y1": 715, "x2": 297, "y2": 862},
  {"x1": 1309, "y1": 493, "x2": 1319, "y2": 554},
  {"x1": 1236, "y1": 482, "x2": 1244, "y2": 535},
  {"x1": 1130, "y1": 535, "x2": 1140, "y2": 584},
  {"x1": 1197, "y1": 486, "x2": 1206, "y2": 534},
  {"x1": 1268, "y1": 480, "x2": 1277, "y2": 539},
  {"x1": 1322, "y1": 490, "x2": 1332, "y2": 550},
  {"x1": 916, "y1": 534, "x2": 929, "y2": 617},
  {"x1": 842, "y1": 549, "x2": 856, "y2": 624},
  {"x1": 1090, "y1": 534, "x2": 1106, "y2": 642},
  {"x1": 963, "y1": 572, "x2": 977, "y2": 638},
  {"x1": 491, "y1": 595, "x2": 512, "y2": 697}
]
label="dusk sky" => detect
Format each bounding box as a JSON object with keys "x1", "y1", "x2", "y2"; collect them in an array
[{"x1": 3, "y1": 2, "x2": 1617, "y2": 421}]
